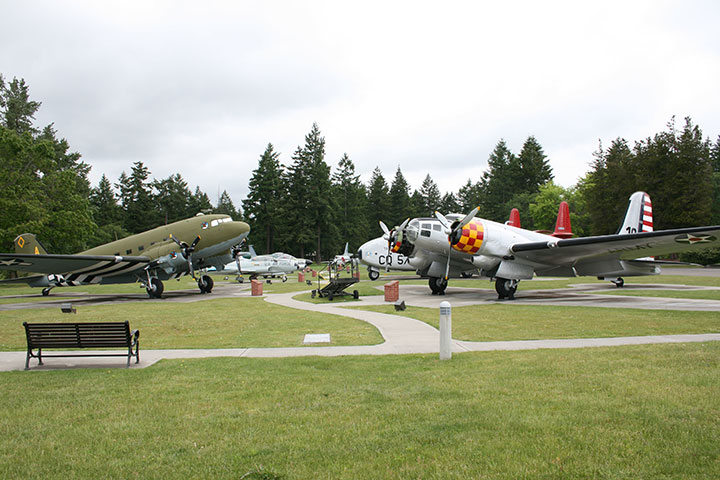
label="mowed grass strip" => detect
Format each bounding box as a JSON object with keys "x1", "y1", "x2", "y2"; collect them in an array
[
  {"x1": 1, "y1": 343, "x2": 718, "y2": 479},
  {"x1": 351, "y1": 304, "x2": 720, "y2": 342},
  {"x1": 596, "y1": 289, "x2": 720, "y2": 301},
  {"x1": 0, "y1": 297, "x2": 383, "y2": 350}
]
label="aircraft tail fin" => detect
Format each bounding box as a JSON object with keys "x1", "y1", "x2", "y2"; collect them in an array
[
  {"x1": 343, "y1": 242, "x2": 349, "y2": 256},
  {"x1": 552, "y1": 201, "x2": 573, "y2": 239},
  {"x1": 506, "y1": 208, "x2": 521, "y2": 228},
  {"x1": 14, "y1": 234, "x2": 48, "y2": 255},
  {"x1": 248, "y1": 245, "x2": 257, "y2": 257},
  {"x1": 619, "y1": 191, "x2": 653, "y2": 235}
]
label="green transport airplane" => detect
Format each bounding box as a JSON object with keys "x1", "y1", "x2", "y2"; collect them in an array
[{"x1": 0, "y1": 214, "x2": 250, "y2": 298}]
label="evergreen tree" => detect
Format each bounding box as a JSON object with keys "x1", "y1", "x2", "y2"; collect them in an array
[
  {"x1": 0, "y1": 75, "x2": 41, "y2": 134},
  {"x1": 418, "y1": 174, "x2": 442, "y2": 216},
  {"x1": 283, "y1": 124, "x2": 334, "y2": 261},
  {"x1": 116, "y1": 161, "x2": 159, "y2": 233},
  {"x1": 457, "y1": 179, "x2": 483, "y2": 214},
  {"x1": 517, "y1": 136, "x2": 553, "y2": 193},
  {"x1": 243, "y1": 143, "x2": 284, "y2": 254},
  {"x1": 439, "y1": 192, "x2": 461, "y2": 214},
  {"x1": 90, "y1": 174, "x2": 122, "y2": 227},
  {"x1": 331, "y1": 153, "x2": 367, "y2": 253},
  {"x1": 367, "y1": 167, "x2": 391, "y2": 233},
  {"x1": 189, "y1": 186, "x2": 213, "y2": 215},
  {"x1": 153, "y1": 173, "x2": 194, "y2": 224},
  {"x1": 479, "y1": 139, "x2": 521, "y2": 221},
  {"x1": 214, "y1": 190, "x2": 239, "y2": 219},
  {"x1": 388, "y1": 166, "x2": 412, "y2": 227},
  {"x1": 584, "y1": 138, "x2": 635, "y2": 234},
  {"x1": 711, "y1": 136, "x2": 720, "y2": 225}
]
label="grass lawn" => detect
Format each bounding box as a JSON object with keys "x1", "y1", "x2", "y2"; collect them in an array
[
  {"x1": 0, "y1": 297, "x2": 383, "y2": 351},
  {"x1": 597, "y1": 289, "x2": 720, "y2": 301},
  {"x1": 350, "y1": 304, "x2": 720, "y2": 342},
  {"x1": 1, "y1": 343, "x2": 718, "y2": 479}
]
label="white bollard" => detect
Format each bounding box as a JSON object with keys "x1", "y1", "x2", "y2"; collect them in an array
[{"x1": 439, "y1": 301, "x2": 452, "y2": 360}]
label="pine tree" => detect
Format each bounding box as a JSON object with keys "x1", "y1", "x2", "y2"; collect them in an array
[
  {"x1": 517, "y1": 136, "x2": 553, "y2": 193},
  {"x1": 388, "y1": 166, "x2": 412, "y2": 227},
  {"x1": 418, "y1": 174, "x2": 442, "y2": 216},
  {"x1": 367, "y1": 167, "x2": 391, "y2": 233},
  {"x1": 215, "y1": 190, "x2": 239, "y2": 219},
  {"x1": 90, "y1": 174, "x2": 122, "y2": 227},
  {"x1": 331, "y1": 153, "x2": 367, "y2": 253},
  {"x1": 153, "y1": 173, "x2": 194, "y2": 224},
  {"x1": 0, "y1": 75, "x2": 41, "y2": 134},
  {"x1": 457, "y1": 179, "x2": 483, "y2": 214},
  {"x1": 117, "y1": 161, "x2": 159, "y2": 233},
  {"x1": 479, "y1": 139, "x2": 521, "y2": 221},
  {"x1": 243, "y1": 143, "x2": 284, "y2": 254}
]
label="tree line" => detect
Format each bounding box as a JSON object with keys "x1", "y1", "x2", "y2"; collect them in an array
[{"x1": 2, "y1": 74, "x2": 719, "y2": 265}]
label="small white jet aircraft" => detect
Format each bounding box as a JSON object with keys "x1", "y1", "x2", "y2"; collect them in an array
[
  {"x1": 356, "y1": 237, "x2": 415, "y2": 280},
  {"x1": 381, "y1": 192, "x2": 720, "y2": 299},
  {"x1": 221, "y1": 245, "x2": 311, "y2": 282},
  {"x1": 333, "y1": 242, "x2": 353, "y2": 266}
]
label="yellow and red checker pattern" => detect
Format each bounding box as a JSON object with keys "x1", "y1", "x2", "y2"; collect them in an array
[{"x1": 451, "y1": 220, "x2": 484, "y2": 254}]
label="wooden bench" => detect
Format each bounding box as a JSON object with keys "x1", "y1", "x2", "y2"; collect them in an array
[{"x1": 23, "y1": 321, "x2": 139, "y2": 370}]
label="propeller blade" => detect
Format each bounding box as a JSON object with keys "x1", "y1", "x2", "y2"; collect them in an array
[
  {"x1": 398, "y1": 218, "x2": 410, "y2": 231},
  {"x1": 379, "y1": 221, "x2": 390, "y2": 236},
  {"x1": 454, "y1": 207, "x2": 480, "y2": 233},
  {"x1": 190, "y1": 236, "x2": 201, "y2": 249},
  {"x1": 435, "y1": 211, "x2": 451, "y2": 231}
]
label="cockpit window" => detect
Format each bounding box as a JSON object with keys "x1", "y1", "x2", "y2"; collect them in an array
[{"x1": 433, "y1": 224, "x2": 441, "y2": 231}]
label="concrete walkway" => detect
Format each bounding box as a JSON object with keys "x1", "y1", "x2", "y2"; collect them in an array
[{"x1": 3, "y1": 284, "x2": 720, "y2": 372}]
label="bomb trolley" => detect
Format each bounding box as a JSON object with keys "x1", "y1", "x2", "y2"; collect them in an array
[{"x1": 311, "y1": 257, "x2": 360, "y2": 301}]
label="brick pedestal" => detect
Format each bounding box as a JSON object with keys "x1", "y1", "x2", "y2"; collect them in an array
[
  {"x1": 251, "y1": 279, "x2": 263, "y2": 296},
  {"x1": 298, "y1": 272, "x2": 305, "y2": 282},
  {"x1": 384, "y1": 280, "x2": 399, "y2": 302}
]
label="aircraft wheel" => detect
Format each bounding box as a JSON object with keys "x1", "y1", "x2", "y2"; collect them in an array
[
  {"x1": 42, "y1": 288, "x2": 51, "y2": 297},
  {"x1": 461, "y1": 272, "x2": 473, "y2": 278},
  {"x1": 147, "y1": 278, "x2": 164, "y2": 298},
  {"x1": 495, "y1": 277, "x2": 518, "y2": 300},
  {"x1": 368, "y1": 269, "x2": 380, "y2": 281},
  {"x1": 282, "y1": 275, "x2": 288, "y2": 283},
  {"x1": 353, "y1": 290, "x2": 359, "y2": 299},
  {"x1": 428, "y1": 277, "x2": 447, "y2": 295},
  {"x1": 328, "y1": 293, "x2": 334, "y2": 301},
  {"x1": 199, "y1": 275, "x2": 214, "y2": 293},
  {"x1": 614, "y1": 277, "x2": 625, "y2": 288}
]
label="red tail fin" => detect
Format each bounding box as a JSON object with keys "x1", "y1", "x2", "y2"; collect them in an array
[
  {"x1": 552, "y1": 201, "x2": 573, "y2": 239},
  {"x1": 507, "y1": 208, "x2": 521, "y2": 228}
]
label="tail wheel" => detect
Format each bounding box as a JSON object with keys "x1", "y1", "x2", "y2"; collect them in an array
[
  {"x1": 199, "y1": 275, "x2": 214, "y2": 293},
  {"x1": 495, "y1": 278, "x2": 518, "y2": 300},
  {"x1": 147, "y1": 277, "x2": 164, "y2": 298}
]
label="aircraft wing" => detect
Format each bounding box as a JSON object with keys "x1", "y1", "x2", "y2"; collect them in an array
[
  {"x1": 511, "y1": 225, "x2": 720, "y2": 267},
  {"x1": 0, "y1": 253, "x2": 151, "y2": 275}
]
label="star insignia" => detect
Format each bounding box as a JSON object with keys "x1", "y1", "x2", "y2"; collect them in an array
[
  {"x1": 674, "y1": 233, "x2": 716, "y2": 244},
  {"x1": 0, "y1": 258, "x2": 33, "y2": 267}
]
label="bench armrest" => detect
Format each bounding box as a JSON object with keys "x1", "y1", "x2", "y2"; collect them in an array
[{"x1": 131, "y1": 329, "x2": 140, "y2": 346}]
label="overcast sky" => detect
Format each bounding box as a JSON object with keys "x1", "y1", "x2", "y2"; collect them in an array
[{"x1": 3, "y1": 1, "x2": 720, "y2": 208}]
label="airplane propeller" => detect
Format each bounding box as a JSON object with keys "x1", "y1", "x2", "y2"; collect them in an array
[
  {"x1": 379, "y1": 218, "x2": 409, "y2": 271},
  {"x1": 435, "y1": 206, "x2": 480, "y2": 280},
  {"x1": 171, "y1": 234, "x2": 201, "y2": 278}
]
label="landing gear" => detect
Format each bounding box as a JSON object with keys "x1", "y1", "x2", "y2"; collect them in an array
[
  {"x1": 613, "y1": 277, "x2": 625, "y2": 288},
  {"x1": 146, "y1": 277, "x2": 164, "y2": 298},
  {"x1": 495, "y1": 277, "x2": 518, "y2": 300},
  {"x1": 428, "y1": 277, "x2": 448, "y2": 295},
  {"x1": 368, "y1": 269, "x2": 380, "y2": 281},
  {"x1": 282, "y1": 275, "x2": 288, "y2": 283},
  {"x1": 198, "y1": 274, "x2": 214, "y2": 294},
  {"x1": 42, "y1": 287, "x2": 53, "y2": 296}
]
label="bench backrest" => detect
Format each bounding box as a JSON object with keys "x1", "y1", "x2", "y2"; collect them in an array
[{"x1": 23, "y1": 322, "x2": 132, "y2": 349}]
